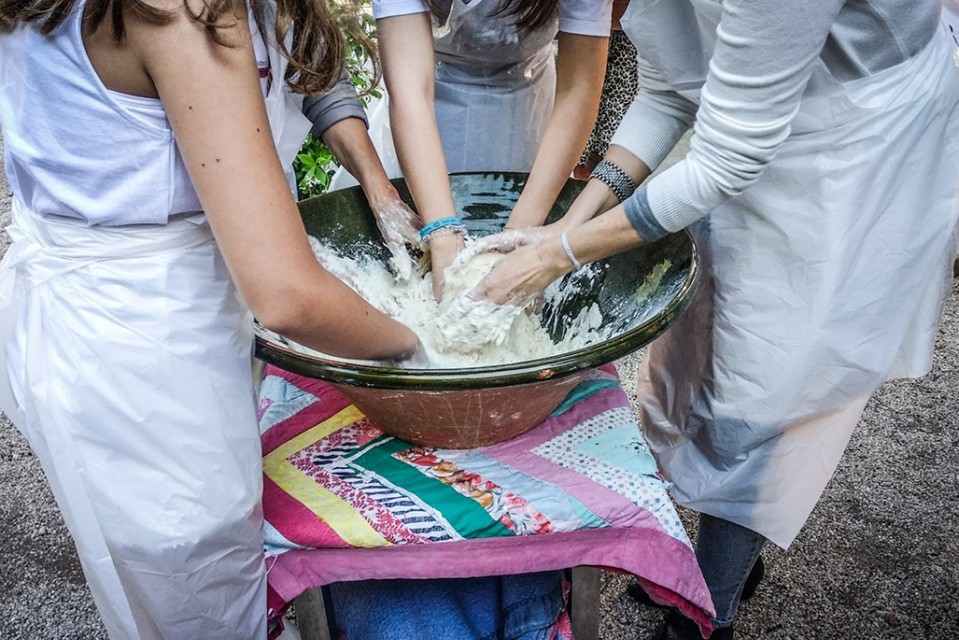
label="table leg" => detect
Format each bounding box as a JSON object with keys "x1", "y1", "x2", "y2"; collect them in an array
[
  {"x1": 293, "y1": 587, "x2": 332, "y2": 640},
  {"x1": 570, "y1": 567, "x2": 602, "y2": 640}
]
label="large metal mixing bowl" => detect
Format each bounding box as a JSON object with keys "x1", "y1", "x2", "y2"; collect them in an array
[{"x1": 255, "y1": 172, "x2": 699, "y2": 448}]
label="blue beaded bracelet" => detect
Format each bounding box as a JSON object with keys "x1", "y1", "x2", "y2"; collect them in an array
[{"x1": 419, "y1": 216, "x2": 462, "y2": 241}]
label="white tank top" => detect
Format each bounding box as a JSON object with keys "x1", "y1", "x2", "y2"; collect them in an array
[{"x1": 0, "y1": 3, "x2": 202, "y2": 225}]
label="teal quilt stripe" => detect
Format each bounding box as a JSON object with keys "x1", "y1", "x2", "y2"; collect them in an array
[
  {"x1": 551, "y1": 378, "x2": 620, "y2": 416},
  {"x1": 352, "y1": 438, "x2": 514, "y2": 540}
]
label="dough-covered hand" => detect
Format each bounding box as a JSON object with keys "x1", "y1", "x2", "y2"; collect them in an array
[
  {"x1": 468, "y1": 241, "x2": 570, "y2": 307},
  {"x1": 426, "y1": 232, "x2": 466, "y2": 299},
  {"x1": 370, "y1": 187, "x2": 421, "y2": 246},
  {"x1": 464, "y1": 225, "x2": 559, "y2": 260},
  {"x1": 369, "y1": 186, "x2": 422, "y2": 280}
]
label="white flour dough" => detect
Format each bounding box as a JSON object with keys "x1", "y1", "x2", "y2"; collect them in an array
[
  {"x1": 434, "y1": 251, "x2": 555, "y2": 362},
  {"x1": 269, "y1": 238, "x2": 622, "y2": 368}
]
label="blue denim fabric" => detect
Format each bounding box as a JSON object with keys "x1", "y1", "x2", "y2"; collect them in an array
[
  {"x1": 695, "y1": 514, "x2": 767, "y2": 628},
  {"x1": 328, "y1": 571, "x2": 564, "y2": 640}
]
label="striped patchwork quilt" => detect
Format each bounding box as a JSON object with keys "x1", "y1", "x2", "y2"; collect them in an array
[{"x1": 258, "y1": 364, "x2": 714, "y2": 635}]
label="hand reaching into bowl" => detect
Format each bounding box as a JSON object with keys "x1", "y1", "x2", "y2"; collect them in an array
[
  {"x1": 466, "y1": 241, "x2": 574, "y2": 308},
  {"x1": 368, "y1": 187, "x2": 423, "y2": 281},
  {"x1": 460, "y1": 223, "x2": 573, "y2": 307},
  {"x1": 422, "y1": 218, "x2": 468, "y2": 299},
  {"x1": 384, "y1": 339, "x2": 432, "y2": 369},
  {"x1": 459, "y1": 223, "x2": 556, "y2": 256}
]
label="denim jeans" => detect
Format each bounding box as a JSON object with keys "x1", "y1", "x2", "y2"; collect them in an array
[
  {"x1": 328, "y1": 571, "x2": 564, "y2": 640},
  {"x1": 695, "y1": 513, "x2": 767, "y2": 628}
]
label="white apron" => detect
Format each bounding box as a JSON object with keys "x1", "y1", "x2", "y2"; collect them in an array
[
  {"x1": 0, "y1": 4, "x2": 309, "y2": 638},
  {"x1": 946, "y1": 0, "x2": 959, "y2": 66},
  {"x1": 624, "y1": 3, "x2": 959, "y2": 548},
  {"x1": 0, "y1": 203, "x2": 266, "y2": 640},
  {"x1": 332, "y1": 0, "x2": 557, "y2": 187},
  {"x1": 431, "y1": 0, "x2": 557, "y2": 172}
]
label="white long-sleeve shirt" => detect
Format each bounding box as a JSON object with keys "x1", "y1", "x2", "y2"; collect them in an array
[{"x1": 616, "y1": 0, "x2": 942, "y2": 239}]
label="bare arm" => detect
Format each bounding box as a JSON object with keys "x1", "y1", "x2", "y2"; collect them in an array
[
  {"x1": 558, "y1": 144, "x2": 652, "y2": 230},
  {"x1": 302, "y1": 74, "x2": 410, "y2": 230},
  {"x1": 506, "y1": 32, "x2": 609, "y2": 229},
  {"x1": 300, "y1": 74, "x2": 421, "y2": 263},
  {"x1": 321, "y1": 118, "x2": 393, "y2": 205},
  {"x1": 376, "y1": 12, "x2": 455, "y2": 226},
  {"x1": 321, "y1": 116, "x2": 420, "y2": 244},
  {"x1": 125, "y1": 1, "x2": 419, "y2": 360},
  {"x1": 378, "y1": 12, "x2": 462, "y2": 295}
]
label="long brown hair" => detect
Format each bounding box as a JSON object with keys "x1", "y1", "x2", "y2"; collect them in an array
[
  {"x1": 0, "y1": 0, "x2": 376, "y2": 95},
  {"x1": 428, "y1": 0, "x2": 561, "y2": 32}
]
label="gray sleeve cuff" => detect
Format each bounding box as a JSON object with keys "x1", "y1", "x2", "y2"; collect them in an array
[
  {"x1": 623, "y1": 186, "x2": 669, "y2": 242},
  {"x1": 301, "y1": 71, "x2": 369, "y2": 138}
]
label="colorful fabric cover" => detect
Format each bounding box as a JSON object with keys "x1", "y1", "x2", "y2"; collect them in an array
[{"x1": 258, "y1": 364, "x2": 715, "y2": 635}]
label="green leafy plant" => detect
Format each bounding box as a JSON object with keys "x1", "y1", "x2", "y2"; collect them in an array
[
  {"x1": 294, "y1": 134, "x2": 337, "y2": 196},
  {"x1": 294, "y1": 3, "x2": 381, "y2": 199},
  {"x1": 345, "y1": 10, "x2": 382, "y2": 105}
]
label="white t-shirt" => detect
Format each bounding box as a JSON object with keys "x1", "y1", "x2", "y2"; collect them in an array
[{"x1": 372, "y1": 0, "x2": 612, "y2": 37}]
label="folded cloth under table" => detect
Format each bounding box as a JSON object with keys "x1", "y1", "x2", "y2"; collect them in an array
[{"x1": 258, "y1": 364, "x2": 714, "y2": 635}]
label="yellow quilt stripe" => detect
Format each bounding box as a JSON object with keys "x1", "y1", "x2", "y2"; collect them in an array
[
  {"x1": 264, "y1": 404, "x2": 389, "y2": 548},
  {"x1": 265, "y1": 404, "x2": 366, "y2": 464}
]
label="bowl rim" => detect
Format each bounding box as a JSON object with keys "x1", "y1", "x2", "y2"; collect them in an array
[{"x1": 254, "y1": 230, "x2": 700, "y2": 391}]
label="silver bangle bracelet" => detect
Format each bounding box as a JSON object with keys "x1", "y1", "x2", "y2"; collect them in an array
[
  {"x1": 561, "y1": 230, "x2": 583, "y2": 271},
  {"x1": 590, "y1": 160, "x2": 637, "y2": 203}
]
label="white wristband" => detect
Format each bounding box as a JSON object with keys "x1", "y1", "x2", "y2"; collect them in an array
[{"x1": 561, "y1": 230, "x2": 583, "y2": 271}]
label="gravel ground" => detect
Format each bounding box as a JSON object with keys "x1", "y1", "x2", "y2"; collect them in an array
[{"x1": 1, "y1": 132, "x2": 957, "y2": 639}]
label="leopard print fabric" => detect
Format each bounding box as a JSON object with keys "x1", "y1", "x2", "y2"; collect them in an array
[{"x1": 579, "y1": 30, "x2": 639, "y2": 168}]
